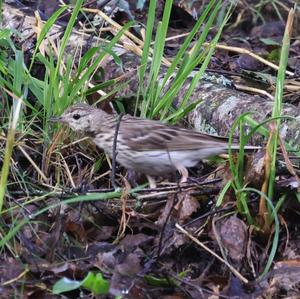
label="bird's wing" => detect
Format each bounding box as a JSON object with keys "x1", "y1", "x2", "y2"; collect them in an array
[{"x1": 120, "y1": 116, "x2": 229, "y2": 151}]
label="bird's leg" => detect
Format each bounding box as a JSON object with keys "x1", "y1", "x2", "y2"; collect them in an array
[
  {"x1": 177, "y1": 166, "x2": 189, "y2": 184},
  {"x1": 146, "y1": 175, "x2": 157, "y2": 189}
]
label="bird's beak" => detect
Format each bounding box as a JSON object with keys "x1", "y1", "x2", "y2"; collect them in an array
[{"x1": 49, "y1": 116, "x2": 64, "y2": 123}]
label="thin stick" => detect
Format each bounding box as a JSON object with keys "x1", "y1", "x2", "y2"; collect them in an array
[
  {"x1": 234, "y1": 84, "x2": 274, "y2": 100},
  {"x1": 156, "y1": 149, "x2": 183, "y2": 258},
  {"x1": 175, "y1": 223, "x2": 249, "y2": 284},
  {"x1": 111, "y1": 113, "x2": 124, "y2": 189},
  {"x1": 18, "y1": 145, "x2": 48, "y2": 182},
  {"x1": 206, "y1": 43, "x2": 294, "y2": 77}
]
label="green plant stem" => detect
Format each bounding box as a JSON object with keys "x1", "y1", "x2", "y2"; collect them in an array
[
  {"x1": 0, "y1": 99, "x2": 22, "y2": 212},
  {"x1": 267, "y1": 8, "x2": 293, "y2": 203},
  {"x1": 0, "y1": 129, "x2": 15, "y2": 212}
]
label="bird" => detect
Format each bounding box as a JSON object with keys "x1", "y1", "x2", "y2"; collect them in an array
[{"x1": 51, "y1": 103, "x2": 259, "y2": 188}]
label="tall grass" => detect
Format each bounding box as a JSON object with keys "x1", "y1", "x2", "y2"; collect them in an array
[
  {"x1": 0, "y1": 98, "x2": 22, "y2": 213},
  {"x1": 262, "y1": 8, "x2": 294, "y2": 227},
  {"x1": 217, "y1": 6, "x2": 295, "y2": 280},
  {"x1": 218, "y1": 7, "x2": 295, "y2": 228},
  {"x1": 0, "y1": 2, "x2": 134, "y2": 250},
  {"x1": 138, "y1": 0, "x2": 232, "y2": 123}
]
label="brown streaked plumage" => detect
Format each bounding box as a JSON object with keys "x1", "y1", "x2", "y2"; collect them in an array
[{"x1": 51, "y1": 103, "x2": 259, "y2": 188}]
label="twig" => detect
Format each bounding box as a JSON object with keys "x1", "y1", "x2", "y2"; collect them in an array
[
  {"x1": 137, "y1": 186, "x2": 221, "y2": 200},
  {"x1": 234, "y1": 84, "x2": 274, "y2": 100},
  {"x1": 18, "y1": 145, "x2": 48, "y2": 182},
  {"x1": 156, "y1": 191, "x2": 179, "y2": 259},
  {"x1": 169, "y1": 273, "x2": 231, "y2": 299},
  {"x1": 111, "y1": 113, "x2": 124, "y2": 189},
  {"x1": 137, "y1": 178, "x2": 222, "y2": 193},
  {"x1": 175, "y1": 223, "x2": 249, "y2": 284},
  {"x1": 279, "y1": 136, "x2": 300, "y2": 191},
  {"x1": 157, "y1": 149, "x2": 182, "y2": 259},
  {"x1": 207, "y1": 43, "x2": 294, "y2": 77}
]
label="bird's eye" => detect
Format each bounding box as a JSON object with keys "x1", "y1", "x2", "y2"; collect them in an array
[{"x1": 73, "y1": 114, "x2": 81, "y2": 120}]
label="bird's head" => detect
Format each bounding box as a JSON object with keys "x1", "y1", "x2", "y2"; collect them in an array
[{"x1": 50, "y1": 103, "x2": 99, "y2": 132}]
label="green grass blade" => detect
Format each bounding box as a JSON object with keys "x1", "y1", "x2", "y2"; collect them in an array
[
  {"x1": 137, "y1": 0, "x2": 156, "y2": 94},
  {"x1": 267, "y1": 9, "x2": 293, "y2": 202},
  {"x1": 29, "y1": 5, "x2": 69, "y2": 71},
  {"x1": 0, "y1": 98, "x2": 22, "y2": 212},
  {"x1": 240, "y1": 188, "x2": 279, "y2": 279},
  {"x1": 53, "y1": 0, "x2": 84, "y2": 82}
]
